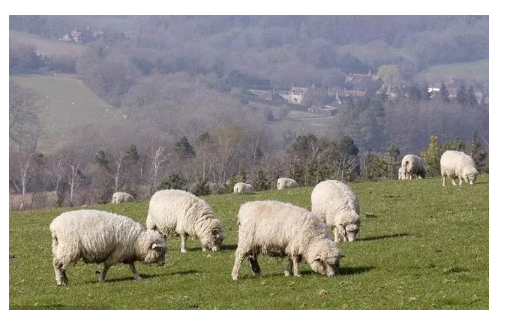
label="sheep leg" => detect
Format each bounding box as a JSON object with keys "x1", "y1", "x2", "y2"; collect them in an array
[
  {"x1": 248, "y1": 253, "x2": 261, "y2": 276},
  {"x1": 99, "y1": 264, "x2": 111, "y2": 283},
  {"x1": 231, "y1": 249, "x2": 247, "y2": 281},
  {"x1": 451, "y1": 178, "x2": 457, "y2": 186},
  {"x1": 459, "y1": 177, "x2": 463, "y2": 185},
  {"x1": 442, "y1": 176, "x2": 446, "y2": 187},
  {"x1": 292, "y1": 255, "x2": 301, "y2": 277},
  {"x1": 180, "y1": 234, "x2": 187, "y2": 253},
  {"x1": 285, "y1": 257, "x2": 293, "y2": 276},
  {"x1": 333, "y1": 227, "x2": 339, "y2": 243},
  {"x1": 129, "y1": 262, "x2": 143, "y2": 280}
]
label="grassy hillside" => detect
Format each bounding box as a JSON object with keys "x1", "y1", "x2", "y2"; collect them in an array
[
  {"x1": 417, "y1": 59, "x2": 489, "y2": 83},
  {"x1": 10, "y1": 74, "x2": 126, "y2": 149},
  {"x1": 10, "y1": 30, "x2": 86, "y2": 57},
  {"x1": 9, "y1": 176, "x2": 489, "y2": 309}
]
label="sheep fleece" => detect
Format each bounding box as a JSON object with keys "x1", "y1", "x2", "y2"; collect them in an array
[
  {"x1": 440, "y1": 150, "x2": 478, "y2": 185},
  {"x1": 311, "y1": 180, "x2": 360, "y2": 242},
  {"x1": 277, "y1": 177, "x2": 298, "y2": 190},
  {"x1": 233, "y1": 182, "x2": 254, "y2": 194},
  {"x1": 111, "y1": 192, "x2": 134, "y2": 204}
]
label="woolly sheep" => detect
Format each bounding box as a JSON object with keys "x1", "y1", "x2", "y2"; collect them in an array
[
  {"x1": 231, "y1": 200, "x2": 343, "y2": 280},
  {"x1": 147, "y1": 189, "x2": 224, "y2": 253},
  {"x1": 440, "y1": 150, "x2": 478, "y2": 186},
  {"x1": 50, "y1": 210, "x2": 168, "y2": 285},
  {"x1": 111, "y1": 192, "x2": 134, "y2": 204},
  {"x1": 400, "y1": 154, "x2": 426, "y2": 179},
  {"x1": 311, "y1": 180, "x2": 361, "y2": 243},
  {"x1": 233, "y1": 182, "x2": 255, "y2": 194},
  {"x1": 277, "y1": 177, "x2": 298, "y2": 190},
  {"x1": 398, "y1": 166, "x2": 406, "y2": 180}
]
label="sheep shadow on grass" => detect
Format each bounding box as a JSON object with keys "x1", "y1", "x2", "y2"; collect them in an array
[
  {"x1": 86, "y1": 270, "x2": 200, "y2": 284},
  {"x1": 185, "y1": 244, "x2": 238, "y2": 251}
]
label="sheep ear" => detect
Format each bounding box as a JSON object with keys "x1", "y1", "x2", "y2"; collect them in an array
[
  {"x1": 212, "y1": 228, "x2": 219, "y2": 235},
  {"x1": 151, "y1": 243, "x2": 160, "y2": 250}
]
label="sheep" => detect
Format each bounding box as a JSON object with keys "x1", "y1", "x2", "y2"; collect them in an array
[
  {"x1": 400, "y1": 154, "x2": 427, "y2": 179},
  {"x1": 231, "y1": 200, "x2": 343, "y2": 280},
  {"x1": 146, "y1": 189, "x2": 224, "y2": 253},
  {"x1": 277, "y1": 177, "x2": 298, "y2": 190},
  {"x1": 398, "y1": 166, "x2": 406, "y2": 180},
  {"x1": 440, "y1": 150, "x2": 478, "y2": 186},
  {"x1": 233, "y1": 182, "x2": 255, "y2": 194},
  {"x1": 111, "y1": 192, "x2": 134, "y2": 204},
  {"x1": 311, "y1": 180, "x2": 361, "y2": 243},
  {"x1": 50, "y1": 210, "x2": 168, "y2": 285}
]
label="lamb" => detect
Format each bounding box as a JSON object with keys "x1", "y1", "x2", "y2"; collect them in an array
[
  {"x1": 111, "y1": 192, "x2": 134, "y2": 204},
  {"x1": 400, "y1": 154, "x2": 427, "y2": 179},
  {"x1": 231, "y1": 200, "x2": 343, "y2": 280},
  {"x1": 233, "y1": 182, "x2": 255, "y2": 194},
  {"x1": 146, "y1": 189, "x2": 224, "y2": 253},
  {"x1": 440, "y1": 150, "x2": 478, "y2": 186},
  {"x1": 311, "y1": 180, "x2": 361, "y2": 243},
  {"x1": 50, "y1": 210, "x2": 168, "y2": 285},
  {"x1": 277, "y1": 177, "x2": 298, "y2": 190}
]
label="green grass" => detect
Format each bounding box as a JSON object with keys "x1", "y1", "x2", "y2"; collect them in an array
[
  {"x1": 417, "y1": 59, "x2": 489, "y2": 83},
  {"x1": 10, "y1": 30, "x2": 86, "y2": 57},
  {"x1": 9, "y1": 175, "x2": 489, "y2": 309}
]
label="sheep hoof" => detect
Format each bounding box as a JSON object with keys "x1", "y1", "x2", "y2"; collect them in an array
[{"x1": 180, "y1": 249, "x2": 187, "y2": 253}]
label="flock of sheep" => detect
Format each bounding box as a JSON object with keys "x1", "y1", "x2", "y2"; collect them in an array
[{"x1": 50, "y1": 149, "x2": 478, "y2": 285}]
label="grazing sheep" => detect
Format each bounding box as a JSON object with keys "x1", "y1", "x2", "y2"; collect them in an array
[
  {"x1": 111, "y1": 192, "x2": 134, "y2": 204},
  {"x1": 398, "y1": 166, "x2": 406, "y2": 180},
  {"x1": 440, "y1": 150, "x2": 478, "y2": 186},
  {"x1": 50, "y1": 210, "x2": 168, "y2": 285},
  {"x1": 232, "y1": 200, "x2": 343, "y2": 280},
  {"x1": 147, "y1": 189, "x2": 224, "y2": 253},
  {"x1": 277, "y1": 177, "x2": 298, "y2": 190},
  {"x1": 233, "y1": 182, "x2": 255, "y2": 194},
  {"x1": 311, "y1": 180, "x2": 361, "y2": 243},
  {"x1": 400, "y1": 154, "x2": 427, "y2": 179}
]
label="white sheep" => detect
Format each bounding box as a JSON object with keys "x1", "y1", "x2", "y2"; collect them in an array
[
  {"x1": 400, "y1": 154, "x2": 427, "y2": 179},
  {"x1": 50, "y1": 210, "x2": 168, "y2": 285},
  {"x1": 398, "y1": 166, "x2": 406, "y2": 180},
  {"x1": 231, "y1": 200, "x2": 343, "y2": 280},
  {"x1": 276, "y1": 177, "x2": 298, "y2": 190},
  {"x1": 111, "y1": 192, "x2": 134, "y2": 204},
  {"x1": 146, "y1": 189, "x2": 224, "y2": 253},
  {"x1": 233, "y1": 182, "x2": 255, "y2": 194},
  {"x1": 311, "y1": 180, "x2": 361, "y2": 243},
  {"x1": 440, "y1": 150, "x2": 478, "y2": 186}
]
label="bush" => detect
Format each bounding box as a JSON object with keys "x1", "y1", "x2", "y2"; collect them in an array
[
  {"x1": 253, "y1": 166, "x2": 271, "y2": 191},
  {"x1": 158, "y1": 173, "x2": 187, "y2": 191},
  {"x1": 189, "y1": 178, "x2": 210, "y2": 196}
]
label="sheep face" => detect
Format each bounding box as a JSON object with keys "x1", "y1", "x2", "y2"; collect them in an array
[
  {"x1": 141, "y1": 231, "x2": 168, "y2": 265},
  {"x1": 465, "y1": 171, "x2": 478, "y2": 185},
  {"x1": 201, "y1": 221, "x2": 224, "y2": 252},
  {"x1": 307, "y1": 240, "x2": 342, "y2": 277},
  {"x1": 338, "y1": 221, "x2": 360, "y2": 242}
]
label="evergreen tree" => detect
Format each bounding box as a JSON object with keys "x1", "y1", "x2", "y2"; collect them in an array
[
  {"x1": 421, "y1": 135, "x2": 442, "y2": 176},
  {"x1": 174, "y1": 136, "x2": 196, "y2": 159},
  {"x1": 456, "y1": 84, "x2": 467, "y2": 106},
  {"x1": 253, "y1": 166, "x2": 271, "y2": 191},
  {"x1": 440, "y1": 82, "x2": 449, "y2": 103}
]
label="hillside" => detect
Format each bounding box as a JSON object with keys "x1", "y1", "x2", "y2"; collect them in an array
[
  {"x1": 9, "y1": 30, "x2": 86, "y2": 57},
  {"x1": 417, "y1": 59, "x2": 489, "y2": 83},
  {"x1": 10, "y1": 74, "x2": 126, "y2": 150},
  {"x1": 9, "y1": 176, "x2": 489, "y2": 309}
]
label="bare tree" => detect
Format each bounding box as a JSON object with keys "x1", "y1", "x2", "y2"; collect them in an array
[
  {"x1": 148, "y1": 145, "x2": 171, "y2": 190},
  {"x1": 9, "y1": 150, "x2": 35, "y2": 210},
  {"x1": 9, "y1": 80, "x2": 41, "y2": 153}
]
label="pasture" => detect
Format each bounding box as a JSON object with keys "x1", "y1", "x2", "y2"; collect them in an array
[{"x1": 9, "y1": 175, "x2": 489, "y2": 309}]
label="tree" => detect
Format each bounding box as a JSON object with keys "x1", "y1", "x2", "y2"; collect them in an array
[
  {"x1": 377, "y1": 64, "x2": 402, "y2": 90},
  {"x1": 387, "y1": 144, "x2": 401, "y2": 179},
  {"x1": 9, "y1": 150, "x2": 36, "y2": 210},
  {"x1": 439, "y1": 82, "x2": 450, "y2": 103},
  {"x1": 456, "y1": 84, "x2": 467, "y2": 106},
  {"x1": 421, "y1": 135, "x2": 442, "y2": 176},
  {"x1": 149, "y1": 145, "x2": 171, "y2": 190},
  {"x1": 466, "y1": 131, "x2": 488, "y2": 173},
  {"x1": 9, "y1": 80, "x2": 41, "y2": 152},
  {"x1": 174, "y1": 136, "x2": 196, "y2": 159},
  {"x1": 467, "y1": 85, "x2": 478, "y2": 107}
]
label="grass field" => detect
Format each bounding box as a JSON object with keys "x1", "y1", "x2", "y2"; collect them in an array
[
  {"x1": 10, "y1": 74, "x2": 126, "y2": 150},
  {"x1": 9, "y1": 175, "x2": 489, "y2": 310},
  {"x1": 10, "y1": 30, "x2": 86, "y2": 57},
  {"x1": 417, "y1": 59, "x2": 489, "y2": 83}
]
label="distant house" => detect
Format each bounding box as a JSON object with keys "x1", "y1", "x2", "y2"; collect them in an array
[
  {"x1": 344, "y1": 71, "x2": 384, "y2": 96},
  {"x1": 282, "y1": 86, "x2": 309, "y2": 104},
  {"x1": 248, "y1": 88, "x2": 285, "y2": 104},
  {"x1": 70, "y1": 28, "x2": 82, "y2": 42},
  {"x1": 60, "y1": 27, "x2": 102, "y2": 43}
]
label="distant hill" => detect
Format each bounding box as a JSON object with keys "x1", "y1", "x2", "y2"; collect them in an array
[
  {"x1": 417, "y1": 59, "x2": 489, "y2": 83},
  {"x1": 10, "y1": 74, "x2": 127, "y2": 150}
]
